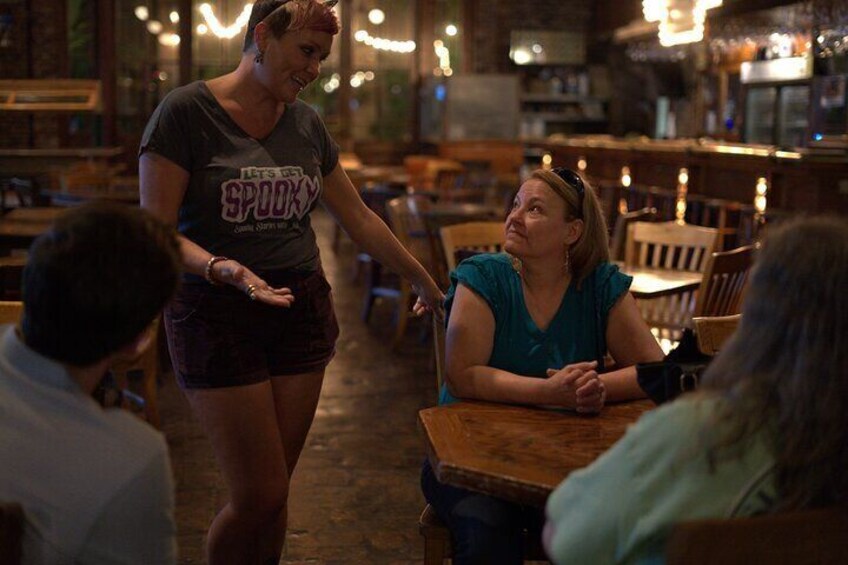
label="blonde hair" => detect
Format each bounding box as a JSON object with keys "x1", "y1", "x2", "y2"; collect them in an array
[
  {"x1": 701, "y1": 216, "x2": 848, "y2": 510},
  {"x1": 530, "y1": 169, "x2": 609, "y2": 287}
]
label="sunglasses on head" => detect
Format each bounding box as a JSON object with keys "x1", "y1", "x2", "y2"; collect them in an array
[{"x1": 551, "y1": 167, "x2": 585, "y2": 214}]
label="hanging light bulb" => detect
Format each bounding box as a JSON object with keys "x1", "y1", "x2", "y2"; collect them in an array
[
  {"x1": 368, "y1": 9, "x2": 385, "y2": 25},
  {"x1": 621, "y1": 166, "x2": 632, "y2": 188},
  {"x1": 134, "y1": 6, "x2": 149, "y2": 21},
  {"x1": 675, "y1": 167, "x2": 689, "y2": 225}
]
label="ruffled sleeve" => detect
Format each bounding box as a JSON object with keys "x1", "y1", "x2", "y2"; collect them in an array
[
  {"x1": 444, "y1": 254, "x2": 507, "y2": 323},
  {"x1": 594, "y1": 262, "x2": 632, "y2": 319}
]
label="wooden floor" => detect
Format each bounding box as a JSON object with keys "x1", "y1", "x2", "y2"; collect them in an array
[{"x1": 159, "y1": 208, "x2": 438, "y2": 564}]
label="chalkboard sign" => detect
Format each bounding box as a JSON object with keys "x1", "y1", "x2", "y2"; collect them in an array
[{"x1": 444, "y1": 74, "x2": 519, "y2": 140}]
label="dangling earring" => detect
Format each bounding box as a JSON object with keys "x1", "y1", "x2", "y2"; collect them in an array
[
  {"x1": 509, "y1": 253, "x2": 523, "y2": 275},
  {"x1": 254, "y1": 50, "x2": 265, "y2": 65},
  {"x1": 564, "y1": 247, "x2": 571, "y2": 274}
]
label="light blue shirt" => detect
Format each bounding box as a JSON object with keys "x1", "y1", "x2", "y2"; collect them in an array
[
  {"x1": 0, "y1": 326, "x2": 176, "y2": 564},
  {"x1": 545, "y1": 396, "x2": 777, "y2": 564}
]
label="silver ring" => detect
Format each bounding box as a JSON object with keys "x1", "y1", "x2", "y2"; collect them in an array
[{"x1": 246, "y1": 284, "x2": 257, "y2": 300}]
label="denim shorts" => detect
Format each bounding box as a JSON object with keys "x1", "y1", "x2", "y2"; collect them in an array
[{"x1": 164, "y1": 269, "x2": 339, "y2": 389}]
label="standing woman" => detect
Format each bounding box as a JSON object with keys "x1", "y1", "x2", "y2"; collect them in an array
[{"x1": 140, "y1": 1, "x2": 442, "y2": 563}]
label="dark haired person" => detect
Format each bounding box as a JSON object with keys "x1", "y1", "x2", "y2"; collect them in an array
[
  {"x1": 139, "y1": 1, "x2": 442, "y2": 561},
  {"x1": 422, "y1": 168, "x2": 662, "y2": 564},
  {"x1": 0, "y1": 201, "x2": 181, "y2": 563},
  {"x1": 544, "y1": 217, "x2": 848, "y2": 564}
]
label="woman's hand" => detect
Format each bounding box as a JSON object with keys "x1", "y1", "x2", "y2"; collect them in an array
[
  {"x1": 546, "y1": 361, "x2": 606, "y2": 414},
  {"x1": 212, "y1": 259, "x2": 295, "y2": 307},
  {"x1": 411, "y1": 279, "x2": 445, "y2": 321}
]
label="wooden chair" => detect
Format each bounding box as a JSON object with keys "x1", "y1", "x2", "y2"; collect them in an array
[
  {"x1": 0, "y1": 301, "x2": 22, "y2": 325},
  {"x1": 692, "y1": 246, "x2": 754, "y2": 318},
  {"x1": 666, "y1": 506, "x2": 848, "y2": 565},
  {"x1": 110, "y1": 318, "x2": 163, "y2": 428},
  {"x1": 381, "y1": 194, "x2": 437, "y2": 347},
  {"x1": 0, "y1": 501, "x2": 24, "y2": 565},
  {"x1": 439, "y1": 221, "x2": 505, "y2": 273},
  {"x1": 0, "y1": 301, "x2": 161, "y2": 428},
  {"x1": 625, "y1": 221, "x2": 720, "y2": 342},
  {"x1": 692, "y1": 314, "x2": 741, "y2": 355},
  {"x1": 609, "y1": 207, "x2": 658, "y2": 262},
  {"x1": 358, "y1": 183, "x2": 406, "y2": 311}
]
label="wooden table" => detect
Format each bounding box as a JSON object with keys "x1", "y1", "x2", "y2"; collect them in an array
[
  {"x1": 620, "y1": 265, "x2": 703, "y2": 299},
  {"x1": 349, "y1": 165, "x2": 410, "y2": 189},
  {"x1": 0, "y1": 207, "x2": 66, "y2": 253},
  {"x1": 0, "y1": 147, "x2": 124, "y2": 178},
  {"x1": 419, "y1": 400, "x2": 653, "y2": 507}
]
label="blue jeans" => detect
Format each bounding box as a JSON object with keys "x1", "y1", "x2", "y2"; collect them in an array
[{"x1": 421, "y1": 460, "x2": 545, "y2": 565}]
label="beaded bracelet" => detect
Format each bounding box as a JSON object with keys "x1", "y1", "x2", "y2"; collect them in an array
[{"x1": 204, "y1": 256, "x2": 229, "y2": 285}]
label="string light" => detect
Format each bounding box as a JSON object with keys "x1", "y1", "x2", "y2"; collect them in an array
[
  {"x1": 355, "y1": 29, "x2": 416, "y2": 53},
  {"x1": 159, "y1": 33, "x2": 181, "y2": 46},
  {"x1": 368, "y1": 9, "x2": 385, "y2": 25},
  {"x1": 199, "y1": 2, "x2": 253, "y2": 40}
]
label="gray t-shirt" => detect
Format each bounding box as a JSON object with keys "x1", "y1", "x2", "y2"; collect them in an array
[{"x1": 140, "y1": 81, "x2": 339, "y2": 272}]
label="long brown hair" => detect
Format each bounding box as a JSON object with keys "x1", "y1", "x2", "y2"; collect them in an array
[
  {"x1": 243, "y1": 0, "x2": 340, "y2": 52},
  {"x1": 701, "y1": 216, "x2": 848, "y2": 509},
  {"x1": 530, "y1": 169, "x2": 609, "y2": 287}
]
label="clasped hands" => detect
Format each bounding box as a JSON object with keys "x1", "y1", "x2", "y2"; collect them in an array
[{"x1": 546, "y1": 360, "x2": 606, "y2": 414}]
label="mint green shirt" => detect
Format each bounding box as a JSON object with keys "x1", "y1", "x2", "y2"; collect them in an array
[
  {"x1": 545, "y1": 396, "x2": 777, "y2": 564},
  {"x1": 441, "y1": 254, "x2": 632, "y2": 405}
]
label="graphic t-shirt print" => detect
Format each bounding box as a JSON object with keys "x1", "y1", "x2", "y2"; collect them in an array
[{"x1": 220, "y1": 166, "x2": 320, "y2": 233}]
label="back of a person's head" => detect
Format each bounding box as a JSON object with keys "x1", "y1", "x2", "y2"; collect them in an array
[
  {"x1": 703, "y1": 216, "x2": 848, "y2": 508},
  {"x1": 21, "y1": 202, "x2": 181, "y2": 366}
]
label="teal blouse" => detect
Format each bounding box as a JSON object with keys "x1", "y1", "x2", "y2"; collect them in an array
[{"x1": 440, "y1": 253, "x2": 632, "y2": 405}]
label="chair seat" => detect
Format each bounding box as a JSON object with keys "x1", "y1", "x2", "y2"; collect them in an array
[{"x1": 666, "y1": 506, "x2": 848, "y2": 565}]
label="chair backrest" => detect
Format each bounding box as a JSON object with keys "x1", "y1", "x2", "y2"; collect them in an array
[
  {"x1": 433, "y1": 314, "x2": 446, "y2": 393},
  {"x1": 692, "y1": 314, "x2": 741, "y2": 355},
  {"x1": 359, "y1": 183, "x2": 405, "y2": 225},
  {"x1": 59, "y1": 169, "x2": 112, "y2": 193},
  {"x1": 609, "y1": 207, "x2": 658, "y2": 262},
  {"x1": 625, "y1": 221, "x2": 719, "y2": 272},
  {"x1": 693, "y1": 245, "x2": 754, "y2": 317},
  {"x1": 385, "y1": 195, "x2": 436, "y2": 273},
  {"x1": 0, "y1": 301, "x2": 23, "y2": 325},
  {"x1": 439, "y1": 221, "x2": 505, "y2": 273},
  {"x1": 0, "y1": 501, "x2": 24, "y2": 565},
  {"x1": 666, "y1": 506, "x2": 848, "y2": 565}
]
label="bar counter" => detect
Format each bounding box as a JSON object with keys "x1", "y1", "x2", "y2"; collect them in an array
[{"x1": 531, "y1": 136, "x2": 848, "y2": 215}]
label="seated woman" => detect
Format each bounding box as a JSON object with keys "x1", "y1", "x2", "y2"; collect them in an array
[
  {"x1": 543, "y1": 216, "x2": 848, "y2": 564},
  {"x1": 421, "y1": 168, "x2": 663, "y2": 564}
]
